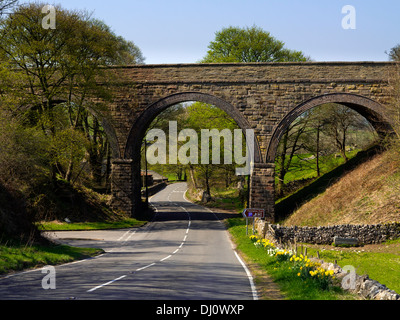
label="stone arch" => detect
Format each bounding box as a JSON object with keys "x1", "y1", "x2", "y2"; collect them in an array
[
  {"x1": 124, "y1": 92, "x2": 262, "y2": 163},
  {"x1": 266, "y1": 93, "x2": 393, "y2": 163},
  {"x1": 117, "y1": 92, "x2": 263, "y2": 216}
]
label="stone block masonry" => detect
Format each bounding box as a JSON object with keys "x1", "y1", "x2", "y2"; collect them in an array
[
  {"x1": 99, "y1": 62, "x2": 395, "y2": 219},
  {"x1": 110, "y1": 159, "x2": 135, "y2": 215},
  {"x1": 249, "y1": 163, "x2": 275, "y2": 221},
  {"x1": 105, "y1": 62, "x2": 394, "y2": 160}
]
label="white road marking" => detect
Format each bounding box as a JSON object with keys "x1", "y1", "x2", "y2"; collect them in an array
[
  {"x1": 234, "y1": 251, "x2": 259, "y2": 300},
  {"x1": 1, "y1": 185, "x2": 191, "y2": 294},
  {"x1": 125, "y1": 230, "x2": 137, "y2": 241},
  {"x1": 136, "y1": 263, "x2": 156, "y2": 272},
  {"x1": 87, "y1": 275, "x2": 127, "y2": 293},
  {"x1": 160, "y1": 255, "x2": 172, "y2": 262},
  {"x1": 188, "y1": 193, "x2": 258, "y2": 301},
  {"x1": 117, "y1": 230, "x2": 131, "y2": 241},
  {"x1": 88, "y1": 185, "x2": 192, "y2": 294}
]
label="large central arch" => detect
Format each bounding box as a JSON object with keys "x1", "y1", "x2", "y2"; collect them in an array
[
  {"x1": 121, "y1": 92, "x2": 263, "y2": 215},
  {"x1": 124, "y1": 92, "x2": 262, "y2": 162}
]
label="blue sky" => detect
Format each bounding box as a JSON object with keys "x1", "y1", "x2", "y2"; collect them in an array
[{"x1": 31, "y1": 0, "x2": 400, "y2": 64}]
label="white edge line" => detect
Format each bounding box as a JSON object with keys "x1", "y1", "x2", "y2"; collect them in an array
[
  {"x1": 198, "y1": 197, "x2": 258, "y2": 301},
  {"x1": 234, "y1": 251, "x2": 258, "y2": 300}
]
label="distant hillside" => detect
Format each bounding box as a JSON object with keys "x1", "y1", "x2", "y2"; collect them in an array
[{"x1": 282, "y1": 149, "x2": 400, "y2": 226}]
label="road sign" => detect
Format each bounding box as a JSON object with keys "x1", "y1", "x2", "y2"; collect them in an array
[
  {"x1": 242, "y1": 208, "x2": 265, "y2": 235},
  {"x1": 242, "y1": 208, "x2": 265, "y2": 219}
]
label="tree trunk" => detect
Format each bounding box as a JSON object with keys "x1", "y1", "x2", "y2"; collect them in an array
[
  {"x1": 189, "y1": 165, "x2": 198, "y2": 188},
  {"x1": 64, "y1": 158, "x2": 74, "y2": 182},
  {"x1": 276, "y1": 131, "x2": 288, "y2": 198},
  {"x1": 316, "y1": 125, "x2": 320, "y2": 177},
  {"x1": 204, "y1": 165, "x2": 211, "y2": 196}
]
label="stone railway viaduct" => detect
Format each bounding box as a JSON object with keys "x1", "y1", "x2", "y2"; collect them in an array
[{"x1": 98, "y1": 62, "x2": 395, "y2": 222}]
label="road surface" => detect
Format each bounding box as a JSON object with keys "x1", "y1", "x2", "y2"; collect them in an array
[{"x1": 0, "y1": 183, "x2": 257, "y2": 300}]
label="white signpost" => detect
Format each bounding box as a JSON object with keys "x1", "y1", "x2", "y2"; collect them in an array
[{"x1": 242, "y1": 208, "x2": 265, "y2": 235}]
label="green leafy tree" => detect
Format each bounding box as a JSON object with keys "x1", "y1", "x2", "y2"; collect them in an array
[
  {"x1": 0, "y1": 2, "x2": 144, "y2": 185},
  {"x1": 185, "y1": 102, "x2": 242, "y2": 197},
  {"x1": 201, "y1": 26, "x2": 310, "y2": 63},
  {"x1": 144, "y1": 104, "x2": 187, "y2": 182}
]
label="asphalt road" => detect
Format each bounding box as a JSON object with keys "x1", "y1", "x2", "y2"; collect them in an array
[{"x1": 0, "y1": 183, "x2": 257, "y2": 300}]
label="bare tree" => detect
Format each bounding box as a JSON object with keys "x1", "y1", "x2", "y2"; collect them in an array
[
  {"x1": 275, "y1": 115, "x2": 310, "y2": 197},
  {"x1": 387, "y1": 46, "x2": 400, "y2": 141},
  {"x1": 388, "y1": 44, "x2": 400, "y2": 62},
  {"x1": 0, "y1": 0, "x2": 18, "y2": 15},
  {"x1": 323, "y1": 104, "x2": 368, "y2": 162},
  {"x1": 299, "y1": 106, "x2": 330, "y2": 177}
]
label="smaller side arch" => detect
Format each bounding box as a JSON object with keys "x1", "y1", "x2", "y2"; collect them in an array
[{"x1": 266, "y1": 93, "x2": 393, "y2": 163}]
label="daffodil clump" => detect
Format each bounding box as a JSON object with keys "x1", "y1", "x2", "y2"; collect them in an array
[
  {"x1": 250, "y1": 235, "x2": 337, "y2": 291},
  {"x1": 308, "y1": 267, "x2": 335, "y2": 290},
  {"x1": 290, "y1": 254, "x2": 336, "y2": 290},
  {"x1": 250, "y1": 235, "x2": 276, "y2": 251},
  {"x1": 274, "y1": 249, "x2": 293, "y2": 262},
  {"x1": 249, "y1": 235, "x2": 258, "y2": 243}
]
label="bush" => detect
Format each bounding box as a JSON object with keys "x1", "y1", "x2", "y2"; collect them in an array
[
  {"x1": 0, "y1": 112, "x2": 49, "y2": 192},
  {"x1": 0, "y1": 111, "x2": 50, "y2": 242}
]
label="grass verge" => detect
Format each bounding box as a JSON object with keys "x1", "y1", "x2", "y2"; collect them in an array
[
  {"x1": 226, "y1": 217, "x2": 357, "y2": 300},
  {"x1": 0, "y1": 242, "x2": 103, "y2": 276},
  {"x1": 187, "y1": 186, "x2": 246, "y2": 213},
  {"x1": 303, "y1": 241, "x2": 400, "y2": 294},
  {"x1": 36, "y1": 218, "x2": 146, "y2": 231}
]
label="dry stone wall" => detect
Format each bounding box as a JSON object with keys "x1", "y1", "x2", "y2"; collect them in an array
[
  {"x1": 254, "y1": 220, "x2": 400, "y2": 300},
  {"x1": 313, "y1": 258, "x2": 399, "y2": 300},
  {"x1": 259, "y1": 222, "x2": 400, "y2": 245}
]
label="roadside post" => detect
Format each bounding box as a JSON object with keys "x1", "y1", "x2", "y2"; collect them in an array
[{"x1": 242, "y1": 208, "x2": 265, "y2": 235}]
